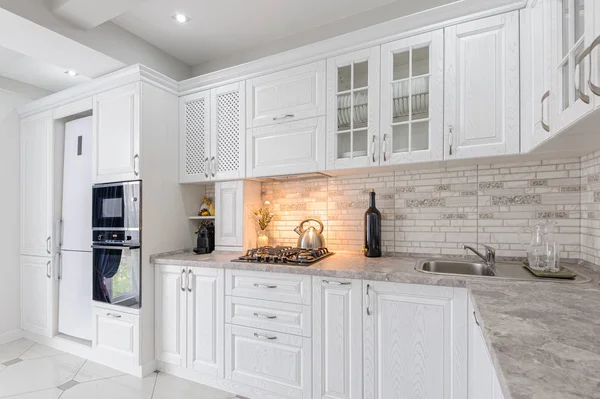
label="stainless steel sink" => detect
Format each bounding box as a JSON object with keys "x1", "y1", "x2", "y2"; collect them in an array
[
  {"x1": 415, "y1": 259, "x2": 591, "y2": 283},
  {"x1": 418, "y1": 260, "x2": 496, "y2": 276}
]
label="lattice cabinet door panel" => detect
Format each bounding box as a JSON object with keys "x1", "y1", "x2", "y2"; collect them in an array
[
  {"x1": 211, "y1": 81, "x2": 246, "y2": 181},
  {"x1": 180, "y1": 90, "x2": 211, "y2": 183}
]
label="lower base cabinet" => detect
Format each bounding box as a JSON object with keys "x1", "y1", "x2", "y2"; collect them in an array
[
  {"x1": 92, "y1": 306, "x2": 140, "y2": 366},
  {"x1": 21, "y1": 255, "x2": 55, "y2": 337}
]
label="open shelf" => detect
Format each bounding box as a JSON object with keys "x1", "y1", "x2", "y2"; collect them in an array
[{"x1": 189, "y1": 216, "x2": 215, "y2": 220}]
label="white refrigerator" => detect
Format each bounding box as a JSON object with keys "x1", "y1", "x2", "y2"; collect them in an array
[{"x1": 58, "y1": 116, "x2": 93, "y2": 341}]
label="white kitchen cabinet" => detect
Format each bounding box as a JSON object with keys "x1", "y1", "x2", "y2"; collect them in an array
[
  {"x1": 312, "y1": 277, "x2": 363, "y2": 399},
  {"x1": 522, "y1": 0, "x2": 555, "y2": 152},
  {"x1": 93, "y1": 83, "x2": 141, "y2": 184},
  {"x1": 155, "y1": 265, "x2": 224, "y2": 376},
  {"x1": 214, "y1": 180, "x2": 261, "y2": 251},
  {"x1": 444, "y1": 12, "x2": 520, "y2": 159},
  {"x1": 155, "y1": 264, "x2": 187, "y2": 367},
  {"x1": 591, "y1": 0, "x2": 600, "y2": 107},
  {"x1": 468, "y1": 298, "x2": 505, "y2": 399},
  {"x1": 92, "y1": 306, "x2": 140, "y2": 366},
  {"x1": 225, "y1": 324, "x2": 312, "y2": 399},
  {"x1": 246, "y1": 61, "x2": 326, "y2": 129},
  {"x1": 20, "y1": 112, "x2": 54, "y2": 257},
  {"x1": 21, "y1": 255, "x2": 55, "y2": 336},
  {"x1": 248, "y1": 117, "x2": 326, "y2": 177},
  {"x1": 363, "y1": 281, "x2": 467, "y2": 399},
  {"x1": 180, "y1": 82, "x2": 245, "y2": 183},
  {"x1": 326, "y1": 47, "x2": 380, "y2": 170},
  {"x1": 552, "y1": 0, "x2": 595, "y2": 131},
  {"x1": 380, "y1": 30, "x2": 444, "y2": 165}
]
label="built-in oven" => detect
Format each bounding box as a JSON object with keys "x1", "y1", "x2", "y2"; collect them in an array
[
  {"x1": 92, "y1": 180, "x2": 141, "y2": 231},
  {"x1": 92, "y1": 180, "x2": 142, "y2": 309}
]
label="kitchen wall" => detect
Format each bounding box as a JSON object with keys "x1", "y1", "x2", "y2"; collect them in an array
[
  {"x1": 581, "y1": 150, "x2": 600, "y2": 265},
  {"x1": 0, "y1": 88, "x2": 35, "y2": 342},
  {"x1": 260, "y1": 157, "x2": 582, "y2": 259}
]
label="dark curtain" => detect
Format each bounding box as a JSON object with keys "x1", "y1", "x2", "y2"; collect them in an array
[{"x1": 93, "y1": 248, "x2": 122, "y2": 303}]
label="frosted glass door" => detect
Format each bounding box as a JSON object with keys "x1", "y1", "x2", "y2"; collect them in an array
[
  {"x1": 326, "y1": 47, "x2": 380, "y2": 170},
  {"x1": 380, "y1": 30, "x2": 444, "y2": 164}
]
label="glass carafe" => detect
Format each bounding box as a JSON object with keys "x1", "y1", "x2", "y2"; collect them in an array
[{"x1": 520, "y1": 221, "x2": 558, "y2": 271}]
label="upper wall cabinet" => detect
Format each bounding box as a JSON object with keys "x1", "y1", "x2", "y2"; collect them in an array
[
  {"x1": 326, "y1": 47, "x2": 380, "y2": 170},
  {"x1": 522, "y1": 0, "x2": 554, "y2": 152},
  {"x1": 93, "y1": 83, "x2": 141, "y2": 184},
  {"x1": 246, "y1": 61, "x2": 326, "y2": 129},
  {"x1": 553, "y1": 0, "x2": 595, "y2": 132},
  {"x1": 444, "y1": 12, "x2": 520, "y2": 159},
  {"x1": 20, "y1": 112, "x2": 54, "y2": 257},
  {"x1": 380, "y1": 31, "x2": 444, "y2": 165},
  {"x1": 592, "y1": 0, "x2": 600, "y2": 108},
  {"x1": 180, "y1": 81, "x2": 245, "y2": 183}
]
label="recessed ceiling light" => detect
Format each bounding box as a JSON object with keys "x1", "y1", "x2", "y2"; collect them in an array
[
  {"x1": 172, "y1": 12, "x2": 190, "y2": 24},
  {"x1": 65, "y1": 70, "x2": 78, "y2": 77}
]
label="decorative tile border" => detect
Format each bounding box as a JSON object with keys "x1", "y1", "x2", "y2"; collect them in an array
[
  {"x1": 588, "y1": 174, "x2": 600, "y2": 183},
  {"x1": 479, "y1": 182, "x2": 505, "y2": 189},
  {"x1": 479, "y1": 213, "x2": 494, "y2": 219},
  {"x1": 336, "y1": 200, "x2": 368, "y2": 210},
  {"x1": 405, "y1": 198, "x2": 446, "y2": 208},
  {"x1": 561, "y1": 186, "x2": 581, "y2": 192},
  {"x1": 395, "y1": 214, "x2": 407, "y2": 220},
  {"x1": 442, "y1": 213, "x2": 467, "y2": 219},
  {"x1": 491, "y1": 195, "x2": 541, "y2": 205},
  {"x1": 536, "y1": 211, "x2": 569, "y2": 219},
  {"x1": 594, "y1": 192, "x2": 600, "y2": 203},
  {"x1": 280, "y1": 203, "x2": 307, "y2": 211},
  {"x1": 588, "y1": 212, "x2": 596, "y2": 219},
  {"x1": 396, "y1": 187, "x2": 415, "y2": 193},
  {"x1": 529, "y1": 179, "x2": 548, "y2": 187},
  {"x1": 460, "y1": 191, "x2": 478, "y2": 196},
  {"x1": 435, "y1": 184, "x2": 451, "y2": 191}
]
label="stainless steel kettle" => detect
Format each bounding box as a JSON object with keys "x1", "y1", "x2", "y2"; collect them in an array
[{"x1": 294, "y1": 218, "x2": 326, "y2": 249}]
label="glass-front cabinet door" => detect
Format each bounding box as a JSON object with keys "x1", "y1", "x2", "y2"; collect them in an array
[
  {"x1": 380, "y1": 30, "x2": 444, "y2": 165},
  {"x1": 326, "y1": 46, "x2": 380, "y2": 170},
  {"x1": 553, "y1": 0, "x2": 595, "y2": 131}
]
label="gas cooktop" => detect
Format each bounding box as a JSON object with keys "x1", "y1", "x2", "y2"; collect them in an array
[{"x1": 233, "y1": 246, "x2": 333, "y2": 266}]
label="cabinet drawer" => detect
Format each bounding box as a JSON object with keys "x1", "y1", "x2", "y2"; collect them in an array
[
  {"x1": 247, "y1": 117, "x2": 326, "y2": 177},
  {"x1": 226, "y1": 269, "x2": 311, "y2": 305},
  {"x1": 226, "y1": 296, "x2": 311, "y2": 337},
  {"x1": 246, "y1": 61, "x2": 325, "y2": 128},
  {"x1": 225, "y1": 324, "x2": 311, "y2": 399},
  {"x1": 92, "y1": 307, "x2": 139, "y2": 365}
]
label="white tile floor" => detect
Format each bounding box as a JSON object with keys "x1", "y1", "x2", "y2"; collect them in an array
[{"x1": 0, "y1": 339, "x2": 241, "y2": 399}]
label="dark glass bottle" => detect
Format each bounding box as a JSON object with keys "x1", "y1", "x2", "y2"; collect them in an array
[{"x1": 364, "y1": 189, "x2": 382, "y2": 257}]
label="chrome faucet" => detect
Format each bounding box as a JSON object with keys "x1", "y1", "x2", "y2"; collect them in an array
[{"x1": 463, "y1": 244, "x2": 496, "y2": 270}]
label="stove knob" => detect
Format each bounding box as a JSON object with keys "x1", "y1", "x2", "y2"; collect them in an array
[{"x1": 97, "y1": 233, "x2": 104, "y2": 241}]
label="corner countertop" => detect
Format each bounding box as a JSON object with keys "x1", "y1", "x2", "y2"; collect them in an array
[{"x1": 151, "y1": 250, "x2": 600, "y2": 399}]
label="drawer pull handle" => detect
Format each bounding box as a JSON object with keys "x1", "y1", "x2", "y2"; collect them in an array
[
  {"x1": 106, "y1": 313, "x2": 121, "y2": 319},
  {"x1": 366, "y1": 284, "x2": 371, "y2": 316},
  {"x1": 323, "y1": 280, "x2": 351, "y2": 285},
  {"x1": 473, "y1": 311, "x2": 481, "y2": 327},
  {"x1": 254, "y1": 332, "x2": 277, "y2": 340},
  {"x1": 254, "y1": 283, "x2": 277, "y2": 289},
  {"x1": 254, "y1": 312, "x2": 277, "y2": 319},
  {"x1": 272, "y1": 114, "x2": 294, "y2": 121}
]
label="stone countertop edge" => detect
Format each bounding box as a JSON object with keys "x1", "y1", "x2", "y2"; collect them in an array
[{"x1": 151, "y1": 250, "x2": 600, "y2": 399}]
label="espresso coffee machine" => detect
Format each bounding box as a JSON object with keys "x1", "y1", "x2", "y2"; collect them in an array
[{"x1": 194, "y1": 222, "x2": 215, "y2": 254}]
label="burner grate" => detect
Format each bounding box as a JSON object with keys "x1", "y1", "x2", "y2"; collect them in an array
[{"x1": 234, "y1": 246, "x2": 333, "y2": 266}]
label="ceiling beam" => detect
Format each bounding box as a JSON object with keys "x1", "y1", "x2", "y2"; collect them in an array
[{"x1": 52, "y1": 0, "x2": 145, "y2": 30}]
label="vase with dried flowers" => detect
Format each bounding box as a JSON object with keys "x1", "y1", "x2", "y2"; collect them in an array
[{"x1": 253, "y1": 201, "x2": 273, "y2": 247}]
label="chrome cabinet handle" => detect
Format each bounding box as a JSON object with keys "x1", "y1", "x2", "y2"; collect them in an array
[
  {"x1": 106, "y1": 313, "x2": 122, "y2": 319},
  {"x1": 254, "y1": 312, "x2": 277, "y2": 319},
  {"x1": 133, "y1": 154, "x2": 140, "y2": 176},
  {"x1": 46, "y1": 260, "x2": 51, "y2": 279},
  {"x1": 254, "y1": 332, "x2": 277, "y2": 340},
  {"x1": 383, "y1": 134, "x2": 387, "y2": 162},
  {"x1": 448, "y1": 126, "x2": 453, "y2": 156},
  {"x1": 272, "y1": 114, "x2": 294, "y2": 121},
  {"x1": 371, "y1": 135, "x2": 376, "y2": 163},
  {"x1": 589, "y1": 35, "x2": 600, "y2": 96},
  {"x1": 46, "y1": 236, "x2": 51, "y2": 254},
  {"x1": 473, "y1": 311, "x2": 480, "y2": 327},
  {"x1": 541, "y1": 90, "x2": 550, "y2": 133},
  {"x1": 366, "y1": 284, "x2": 371, "y2": 316},
  {"x1": 180, "y1": 269, "x2": 186, "y2": 292},
  {"x1": 254, "y1": 283, "x2": 277, "y2": 289},
  {"x1": 211, "y1": 157, "x2": 216, "y2": 178},
  {"x1": 187, "y1": 270, "x2": 193, "y2": 292},
  {"x1": 57, "y1": 253, "x2": 62, "y2": 280},
  {"x1": 323, "y1": 280, "x2": 351, "y2": 285},
  {"x1": 576, "y1": 47, "x2": 591, "y2": 104},
  {"x1": 204, "y1": 157, "x2": 209, "y2": 179}
]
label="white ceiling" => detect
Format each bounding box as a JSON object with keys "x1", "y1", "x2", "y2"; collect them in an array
[{"x1": 113, "y1": 0, "x2": 459, "y2": 66}]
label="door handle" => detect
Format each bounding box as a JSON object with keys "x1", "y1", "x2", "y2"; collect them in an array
[
  {"x1": 46, "y1": 236, "x2": 51, "y2": 254},
  {"x1": 211, "y1": 156, "x2": 216, "y2": 178},
  {"x1": 589, "y1": 35, "x2": 600, "y2": 96},
  {"x1": 187, "y1": 270, "x2": 193, "y2": 292},
  {"x1": 180, "y1": 269, "x2": 186, "y2": 292},
  {"x1": 57, "y1": 253, "x2": 62, "y2": 280},
  {"x1": 383, "y1": 134, "x2": 387, "y2": 162},
  {"x1": 323, "y1": 280, "x2": 351, "y2": 285},
  {"x1": 366, "y1": 284, "x2": 371, "y2": 316},
  {"x1": 576, "y1": 47, "x2": 591, "y2": 104},
  {"x1": 272, "y1": 114, "x2": 294, "y2": 121},
  {"x1": 254, "y1": 313, "x2": 277, "y2": 319},
  {"x1": 473, "y1": 311, "x2": 481, "y2": 327},
  {"x1": 133, "y1": 154, "x2": 140, "y2": 176},
  {"x1": 448, "y1": 126, "x2": 453, "y2": 156},
  {"x1": 371, "y1": 135, "x2": 376, "y2": 163},
  {"x1": 541, "y1": 90, "x2": 550, "y2": 133},
  {"x1": 204, "y1": 157, "x2": 209, "y2": 179},
  {"x1": 46, "y1": 260, "x2": 51, "y2": 279},
  {"x1": 254, "y1": 283, "x2": 277, "y2": 289},
  {"x1": 254, "y1": 332, "x2": 277, "y2": 340},
  {"x1": 106, "y1": 313, "x2": 122, "y2": 319}
]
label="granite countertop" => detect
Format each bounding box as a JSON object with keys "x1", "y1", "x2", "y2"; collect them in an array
[{"x1": 152, "y1": 250, "x2": 600, "y2": 399}]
